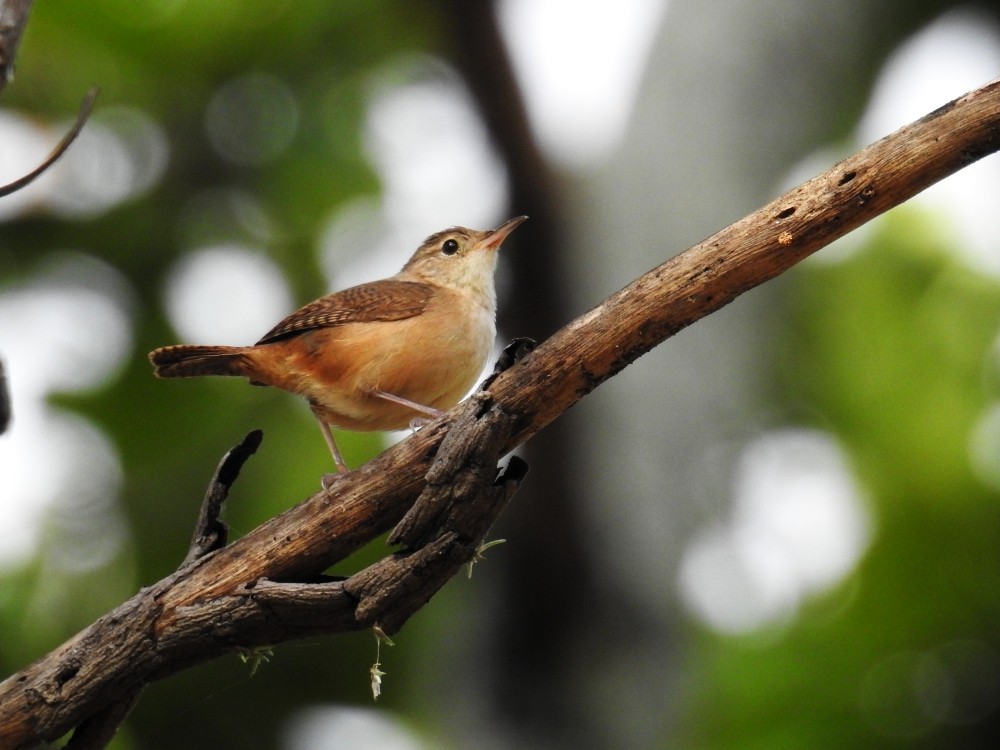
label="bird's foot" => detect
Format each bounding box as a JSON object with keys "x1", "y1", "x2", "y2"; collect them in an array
[
  {"x1": 321, "y1": 471, "x2": 346, "y2": 491},
  {"x1": 409, "y1": 417, "x2": 434, "y2": 432}
]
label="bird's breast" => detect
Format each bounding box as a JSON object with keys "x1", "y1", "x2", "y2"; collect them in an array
[{"x1": 273, "y1": 288, "x2": 495, "y2": 430}]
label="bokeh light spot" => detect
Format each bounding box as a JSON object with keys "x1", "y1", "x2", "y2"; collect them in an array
[
  {"x1": 164, "y1": 244, "x2": 293, "y2": 344},
  {"x1": 0, "y1": 109, "x2": 62, "y2": 219},
  {"x1": 857, "y1": 10, "x2": 1000, "y2": 276},
  {"x1": 0, "y1": 255, "x2": 134, "y2": 569},
  {"x1": 679, "y1": 429, "x2": 870, "y2": 634},
  {"x1": 968, "y1": 401, "x2": 1000, "y2": 491},
  {"x1": 499, "y1": 0, "x2": 668, "y2": 167},
  {"x1": 0, "y1": 254, "x2": 134, "y2": 397},
  {"x1": 364, "y1": 59, "x2": 508, "y2": 233},
  {"x1": 282, "y1": 706, "x2": 425, "y2": 750},
  {"x1": 206, "y1": 72, "x2": 299, "y2": 166},
  {"x1": 856, "y1": 642, "x2": 1000, "y2": 740},
  {"x1": 50, "y1": 106, "x2": 170, "y2": 218}
]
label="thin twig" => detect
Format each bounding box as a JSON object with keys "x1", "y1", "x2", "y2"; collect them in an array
[
  {"x1": 63, "y1": 687, "x2": 142, "y2": 750},
  {"x1": 0, "y1": 87, "x2": 99, "y2": 198},
  {"x1": 185, "y1": 430, "x2": 263, "y2": 564}
]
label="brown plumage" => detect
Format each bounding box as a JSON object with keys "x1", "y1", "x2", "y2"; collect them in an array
[
  {"x1": 149, "y1": 216, "x2": 526, "y2": 479},
  {"x1": 149, "y1": 345, "x2": 251, "y2": 378}
]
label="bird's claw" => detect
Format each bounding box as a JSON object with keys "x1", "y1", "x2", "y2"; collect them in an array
[
  {"x1": 321, "y1": 472, "x2": 343, "y2": 491},
  {"x1": 409, "y1": 417, "x2": 433, "y2": 433}
]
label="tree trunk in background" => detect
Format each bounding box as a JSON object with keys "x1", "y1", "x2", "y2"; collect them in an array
[{"x1": 445, "y1": 0, "x2": 956, "y2": 747}]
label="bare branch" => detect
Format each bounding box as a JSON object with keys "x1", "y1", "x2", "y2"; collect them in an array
[
  {"x1": 0, "y1": 354, "x2": 529, "y2": 749},
  {"x1": 390, "y1": 338, "x2": 535, "y2": 548},
  {"x1": 184, "y1": 429, "x2": 263, "y2": 564},
  {"x1": 63, "y1": 688, "x2": 141, "y2": 750},
  {"x1": 154, "y1": 79, "x2": 1000, "y2": 612},
  {"x1": 0, "y1": 358, "x2": 9, "y2": 435}
]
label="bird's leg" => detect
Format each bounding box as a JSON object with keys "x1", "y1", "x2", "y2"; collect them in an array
[
  {"x1": 314, "y1": 415, "x2": 349, "y2": 489},
  {"x1": 317, "y1": 419, "x2": 349, "y2": 472},
  {"x1": 369, "y1": 389, "x2": 445, "y2": 433},
  {"x1": 370, "y1": 388, "x2": 444, "y2": 419}
]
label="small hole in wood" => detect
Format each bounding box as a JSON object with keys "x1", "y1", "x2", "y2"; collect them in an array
[
  {"x1": 776, "y1": 206, "x2": 796, "y2": 220},
  {"x1": 838, "y1": 170, "x2": 857, "y2": 186}
]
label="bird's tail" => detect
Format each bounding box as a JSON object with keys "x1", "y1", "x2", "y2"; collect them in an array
[{"x1": 149, "y1": 345, "x2": 252, "y2": 379}]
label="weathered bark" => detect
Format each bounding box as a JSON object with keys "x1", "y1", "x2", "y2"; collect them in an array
[{"x1": 0, "y1": 0, "x2": 32, "y2": 91}]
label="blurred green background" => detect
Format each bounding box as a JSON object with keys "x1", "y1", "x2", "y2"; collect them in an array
[{"x1": 3, "y1": 1, "x2": 1000, "y2": 748}]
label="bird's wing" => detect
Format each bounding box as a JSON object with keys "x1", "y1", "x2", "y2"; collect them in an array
[{"x1": 256, "y1": 279, "x2": 435, "y2": 344}]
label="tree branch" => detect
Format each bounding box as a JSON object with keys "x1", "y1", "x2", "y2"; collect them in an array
[
  {"x1": 2, "y1": 78, "x2": 1000, "y2": 749},
  {"x1": 184, "y1": 429, "x2": 263, "y2": 565},
  {"x1": 0, "y1": 0, "x2": 32, "y2": 91},
  {"x1": 0, "y1": 358, "x2": 9, "y2": 435}
]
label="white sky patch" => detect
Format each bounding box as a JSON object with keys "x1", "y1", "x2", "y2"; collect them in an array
[
  {"x1": 0, "y1": 256, "x2": 134, "y2": 570},
  {"x1": 969, "y1": 401, "x2": 1000, "y2": 492},
  {"x1": 857, "y1": 10, "x2": 1000, "y2": 143},
  {"x1": 0, "y1": 258, "x2": 134, "y2": 398},
  {"x1": 848, "y1": 11, "x2": 1000, "y2": 274},
  {"x1": 319, "y1": 196, "x2": 399, "y2": 293},
  {"x1": 282, "y1": 705, "x2": 426, "y2": 750},
  {"x1": 0, "y1": 110, "x2": 62, "y2": 219},
  {"x1": 320, "y1": 59, "x2": 511, "y2": 293},
  {"x1": 50, "y1": 106, "x2": 169, "y2": 218},
  {"x1": 498, "y1": 0, "x2": 668, "y2": 167},
  {"x1": 0, "y1": 104, "x2": 169, "y2": 221},
  {"x1": 679, "y1": 429, "x2": 871, "y2": 635},
  {"x1": 3, "y1": 409, "x2": 127, "y2": 571},
  {"x1": 360, "y1": 61, "x2": 509, "y2": 261},
  {"x1": 858, "y1": 10, "x2": 1000, "y2": 277},
  {"x1": 163, "y1": 244, "x2": 294, "y2": 344}
]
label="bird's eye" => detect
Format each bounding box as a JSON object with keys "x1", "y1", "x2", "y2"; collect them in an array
[{"x1": 442, "y1": 238, "x2": 459, "y2": 255}]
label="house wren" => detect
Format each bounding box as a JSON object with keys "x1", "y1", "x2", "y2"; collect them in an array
[{"x1": 149, "y1": 216, "x2": 526, "y2": 478}]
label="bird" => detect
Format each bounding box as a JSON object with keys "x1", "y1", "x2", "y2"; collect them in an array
[{"x1": 149, "y1": 216, "x2": 526, "y2": 481}]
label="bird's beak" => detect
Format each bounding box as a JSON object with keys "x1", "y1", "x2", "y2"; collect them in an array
[{"x1": 479, "y1": 215, "x2": 528, "y2": 251}]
